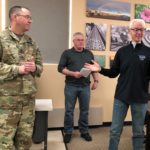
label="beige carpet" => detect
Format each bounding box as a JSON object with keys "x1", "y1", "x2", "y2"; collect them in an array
[
  {"x1": 31, "y1": 130, "x2": 66, "y2": 150},
  {"x1": 66, "y1": 126, "x2": 145, "y2": 150},
  {"x1": 30, "y1": 126, "x2": 146, "y2": 150}
]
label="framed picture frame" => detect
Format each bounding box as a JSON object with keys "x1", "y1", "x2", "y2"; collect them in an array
[
  {"x1": 143, "y1": 28, "x2": 150, "y2": 47},
  {"x1": 86, "y1": 0, "x2": 131, "y2": 21},
  {"x1": 110, "y1": 25, "x2": 129, "y2": 51},
  {"x1": 86, "y1": 23, "x2": 107, "y2": 51},
  {"x1": 94, "y1": 55, "x2": 106, "y2": 67},
  {"x1": 135, "y1": 4, "x2": 150, "y2": 23}
]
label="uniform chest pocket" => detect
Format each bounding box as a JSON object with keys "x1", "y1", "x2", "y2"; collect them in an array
[{"x1": 2, "y1": 48, "x2": 19, "y2": 64}]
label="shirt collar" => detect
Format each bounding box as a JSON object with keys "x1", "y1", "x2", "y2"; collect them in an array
[
  {"x1": 131, "y1": 41, "x2": 142, "y2": 48},
  {"x1": 8, "y1": 28, "x2": 31, "y2": 44}
]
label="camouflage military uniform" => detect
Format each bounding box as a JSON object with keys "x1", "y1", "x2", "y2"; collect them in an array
[{"x1": 0, "y1": 28, "x2": 43, "y2": 150}]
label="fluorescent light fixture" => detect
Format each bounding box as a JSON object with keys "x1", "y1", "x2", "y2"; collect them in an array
[
  {"x1": 69, "y1": 0, "x2": 72, "y2": 48},
  {"x1": 1, "y1": 0, "x2": 6, "y2": 30}
]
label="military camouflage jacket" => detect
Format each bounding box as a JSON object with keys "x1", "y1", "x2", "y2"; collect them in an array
[{"x1": 0, "y1": 28, "x2": 43, "y2": 95}]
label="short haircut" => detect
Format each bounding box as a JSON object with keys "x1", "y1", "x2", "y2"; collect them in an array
[
  {"x1": 73, "y1": 32, "x2": 84, "y2": 40},
  {"x1": 129, "y1": 19, "x2": 145, "y2": 29},
  {"x1": 9, "y1": 5, "x2": 30, "y2": 20}
]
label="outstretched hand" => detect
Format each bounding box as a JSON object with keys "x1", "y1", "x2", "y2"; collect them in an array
[{"x1": 84, "y1": 60, "x2": 101, "y2": 72}]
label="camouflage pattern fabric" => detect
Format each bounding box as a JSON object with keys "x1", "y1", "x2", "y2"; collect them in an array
[
  {"x1": 0, "y1": 28, "x2": 43, "y2": 95},
  {"x1": 0, "y1": 95, "x2": 35, "y2": 150},
  {"x1": 0, "y1": 28, "x2": 43, "y2": 149}
]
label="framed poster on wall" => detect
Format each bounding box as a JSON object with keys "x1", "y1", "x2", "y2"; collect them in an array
[
  {"x1": 86, "y1": 0, "x2": 131, "y2": 21},
  {"x1": 94, "y1": 55, "x2": 106, "y2": 67},
  {"x1": 135, "y1": 4, "x2": 150, "y2": 23},
  {"x1": 86, "y1": 23, "x2": 107, "y2": 51},
  {"x1": 110, "y1": 25, "x2": 129, "y2": 51},
  {"x1": 143, "y1": 28, "x2": 150, "y2": 47}
]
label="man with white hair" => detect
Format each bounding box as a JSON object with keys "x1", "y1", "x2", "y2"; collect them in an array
[{"x1": 84, "y1": 19, "x2": 150, "y2": 150}]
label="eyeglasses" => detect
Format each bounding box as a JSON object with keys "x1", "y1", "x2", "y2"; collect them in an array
[
  {"x1": 130, "y1": 28, "x2": 145, "y2": 32},
  {"x1": 17, "y1": 14, "x2": 32, "y2": 20},
  {"x1": 75, "y1": 39, "x2": 84, "y2": 42}
]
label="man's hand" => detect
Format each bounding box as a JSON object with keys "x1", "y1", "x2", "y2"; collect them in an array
[
  {"x1": 84, "y1": 60, "x2": 101, "y2": 72},
  {"x1": 73, "y1": 71, "x2": 83, "y2": 78},
  {"x1": 19, "y1": 59, "x2": 36, "y2": 75},
  {"x1": 24, "y1": 61, "x2": 36, "y2": 72},
  {"x1": 91, "y1": 81, "x2": 98, "y2": 90},
  {"x1": 62, "y1": 68, "x2": 83, "y2": 78},
  {"x1": 18, "y1": 65, "x2": 29, "y2": 74}
]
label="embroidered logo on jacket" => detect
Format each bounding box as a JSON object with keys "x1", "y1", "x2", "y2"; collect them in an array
[{"x1": 138, "y1": 55, "x2": 146, "y2": 61}]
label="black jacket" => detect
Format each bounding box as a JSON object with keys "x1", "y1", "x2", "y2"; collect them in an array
[{"x1": 100, "y1": 42, "x2": 150, "y2": 104}]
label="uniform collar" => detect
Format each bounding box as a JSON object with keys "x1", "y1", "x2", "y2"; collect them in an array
[{"x1": 7, "y1": 28, "x2": 32, "y2": 44}]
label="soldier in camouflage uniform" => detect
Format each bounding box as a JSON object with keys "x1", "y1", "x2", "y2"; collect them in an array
[{"x1": 0, "y1": 6, "x2": 43, "y2": 150}]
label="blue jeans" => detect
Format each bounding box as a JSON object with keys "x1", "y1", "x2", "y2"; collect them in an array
[
  {"x1": 109, "y1": 99, "x2": 147, "y2": 150},
  {"x1": 64, "y1": 84, "x2": 90, "y2": 134}
]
